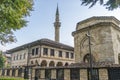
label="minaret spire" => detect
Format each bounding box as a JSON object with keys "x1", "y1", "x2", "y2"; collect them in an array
[
  {"x1": 56, "y1": 4, "x2": 59, "y2": 15},
  {"x1": 54, "y1": 4, "x2": 61, "y2": 42}
]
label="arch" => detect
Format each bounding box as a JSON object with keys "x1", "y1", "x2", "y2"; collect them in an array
[
  {"x1": 83, "y1": 54, "x2": 95, "y2": 63},
  {"x1": 41, "y1": 60, "x2": 47, "y2": 67},
  {"x1": 118, "y1": 54, "x2": 120, "y2": 64},
  {"x1": 64, "y1": 63, "x2": 69, "y2": 66},
  {"x1": 31, "y1": 61, "x2": 33, "y2": 64},
  {"x1": 80, "y1": 36, "x2": 95, "y2": 48},
  {"x1": 49, "y1": 61, "x2": 55, "y2": 67},
  {"x1": 56, "y1": 62, "x2": 63, "y2": 66},
  {"x1": 35, "y1": 60, "x2": 39, "y2": 65}
]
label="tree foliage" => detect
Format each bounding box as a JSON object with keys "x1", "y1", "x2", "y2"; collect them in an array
[
  {"x1": 0, "y1": 51, "x2": 6, "y2": 68},
  {"x1": 0, "y1": 0, "x2": 33, "y2": 45},
  {"x1": 80, "y1": 0, "x2": 120, "y2": 10}
]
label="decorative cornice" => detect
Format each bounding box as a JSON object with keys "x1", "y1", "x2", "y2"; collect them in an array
[
  {"x1": 72, "y1": 22, "x2": 120, "y2": 36},
  {"x1": 76, "y1": 16, "x2": 120, "y2": 30}
]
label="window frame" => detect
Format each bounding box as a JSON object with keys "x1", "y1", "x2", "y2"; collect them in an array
[
  {"x1": 66, "y1": 52, "x2": 69, "y2": 58},
  {"x1": 43, "y1": 48, "x2": 48, "y2": 55},
  {"x1": 59, "y1": 51, "x2": 62, "y2": 57},
  {"x1": 50, "y1": 49, "x2": 54, "y2": 56},
  {"x1": 35, "y1": 48, "x2": 39, "y2": 55},
  {"x1": 32, "y1": 49, "x2": 35, "y2": 56},
  {"x1": 71, "y1": 53, "x2": 74, "y2": 59}
]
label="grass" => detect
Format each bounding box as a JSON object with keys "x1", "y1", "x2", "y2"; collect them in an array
[{"x1": 0, "y1": 76, "x2": 26, "y2": 80}]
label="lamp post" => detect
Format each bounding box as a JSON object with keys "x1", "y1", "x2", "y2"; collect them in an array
[{"x1": 86, "y1": 27, "x2": 93, "y2": 80}]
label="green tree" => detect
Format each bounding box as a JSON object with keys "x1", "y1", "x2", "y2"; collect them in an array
[
  {"x1": 80, "y1": 0, "x2": 120, "y2": 10},
  {"x1": 0, "y1": 0, "x2": 33, "y2": 45},
  {"x1": 0, "y1": 51, "x2": 6, "y2": 68}
]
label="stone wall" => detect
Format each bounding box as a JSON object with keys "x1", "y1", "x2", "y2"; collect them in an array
[
  {"x1": 72, "y1": 17, "x2": 120, "y2": 63},
  {"x1": 0, "y1": 67, "x2": 109, "y2": 80},
  {"x1": 73, "y1": 24, "x2": 114, "y2": 63},
  {"x1": 111, "y1": 26, "x2": 120, "y2": 64}
]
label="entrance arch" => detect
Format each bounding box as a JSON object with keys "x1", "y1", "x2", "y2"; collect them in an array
[{"x1": 83, "y1": 54, "x2": 95, "y2": 63}]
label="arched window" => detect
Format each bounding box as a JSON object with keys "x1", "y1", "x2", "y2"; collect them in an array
[
  {"x1": 35, "y1": 60, "x2": 39, "y2": 65},
  {"x1": 49, "y1": 61, "x2": 55, "y2": 67},
  {"x1": 64, "y1": 63, "x2": 69, "y2": 66},
  {"x1": 57, "y1": 62, "x2": 63, "y2": 66},
  {"x1": 41, "y1": 60, "x2": 47, "y2": 67},
  {"x1": 31, "y1": 61, "x2": 33, "y2": 64},
  {"x1": 118, "y1": 54, "x2": 120, "y2": 64},
  {"x1": 83, "y1": 54, "x2": 95, "y2": 63}
]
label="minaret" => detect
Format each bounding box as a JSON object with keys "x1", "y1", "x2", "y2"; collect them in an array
[{"x1": 54, "y1": 5, "x2": 61, "y2": 42}]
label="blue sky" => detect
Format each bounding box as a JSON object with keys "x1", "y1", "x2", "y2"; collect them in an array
[{"x1": 1, "y1": 0, "x2": 120, "y2": 51}]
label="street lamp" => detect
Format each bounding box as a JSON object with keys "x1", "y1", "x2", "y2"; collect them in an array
[{"x1": 86, "y1": 27, "x2": 93, "y2": 80}]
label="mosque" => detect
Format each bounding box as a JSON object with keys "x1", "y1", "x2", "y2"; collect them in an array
[{"x1": 1, "y1": 6, "x2": 120, "y2": 80}]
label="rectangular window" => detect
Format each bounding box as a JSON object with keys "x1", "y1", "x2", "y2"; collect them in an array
[
  {"x1": 23, "y1": 53, "x2": 26, "y2": 59},
  {"x1": 70, "y1": 68, "x2": 80, "y2": 80},
  {"x1": 88, "y1": 69, "x2": 99, "y2": 80},
  {"x1": 50, "y1": 49, "x2": 54, "y2": 56},
  {"x1": 59, "y1": 51, "x2": 62, "y2": 57},
  {"x1": 66, "y1": 52, "x2": 69, "y2": 58},
  {"x1": 16, "y1": 55, "x2": 18, "y2": 60},
  {"x1": 71, "y1": 53, "x2": 74, "y2": 59},
  {"x1": 20, "y1": 55, "x2": 22, "y2": 60},
  {"x1": 43, "y1": 48, "x2": 48, "y2": 55},
  {"x1": 36, "y1": 48, "x2": 39, "y2": 55},
  {"x1": 13, "y1": 56, "x2": 15, "y2": 60},
  {"x1": 32, "y1": 49, "x2": 35, "y2": 56}
]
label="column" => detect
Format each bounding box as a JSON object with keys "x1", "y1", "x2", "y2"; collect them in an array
[
  {"x1": 15, "y1": 69, "x2": 18, "y2": 77},
  {"x1": 99, "y1": 69, "x2": 108, "y2": 80},
  {"x1": 51, "y1": 69, "x2": 56, "y2": 79},
  {"x1": 80, "y1": 69, "x2": 88, "y2": 80},
  {"x1": 4, "y1": 69, "x2": 7, "y2": 76},
  {"x1": 10, "y1": 69, "x2": 12, "y2": 76},
  {"x1": 0, "y1": 69, "x2": 2, "y2": 76},
  {"x1": 32, "y1": 68, "x2": 35, "y2": 79},
  {"x1": 64, "y1": 69, "x2": 70, "y2": 80},
  {"x1": 21, "y1": 68, "x2": 25, "y2": 78},
  {"x1": 28, "y1": 68, "x2": 32, "y2": 79},
  {"x1": 40, "y1": 69, "x2": 45, "y2": 79}
]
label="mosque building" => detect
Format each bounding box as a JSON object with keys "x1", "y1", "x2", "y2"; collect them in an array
[
  {"x1": 1, "y1": 6, "x2": 120, "y2": 80},
  {"x1": 7, "y1": 5, "x2": 75, "y2": 68}
]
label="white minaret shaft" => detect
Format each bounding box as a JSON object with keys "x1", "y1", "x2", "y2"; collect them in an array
[{"x1": 54, "y1": 5, "x2": 61, "y2": 42}]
